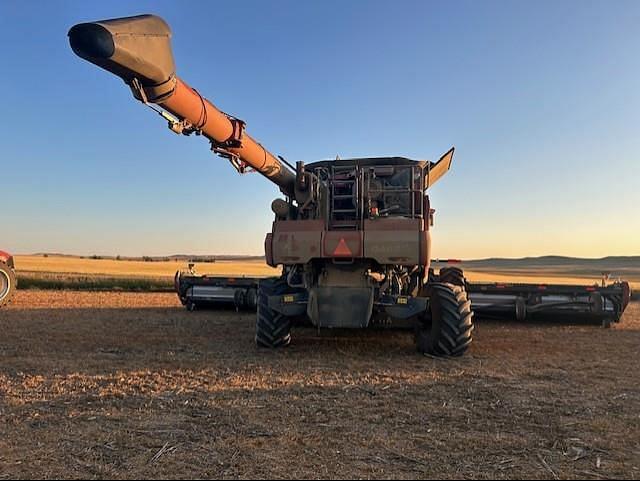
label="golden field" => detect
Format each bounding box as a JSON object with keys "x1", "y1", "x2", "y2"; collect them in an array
[
  {"x1": 13, "y1": 254, "x2": 639, "y2": 292},
  {"x1": 15, "y1": 255, "x2": 279, "y2": 278}
]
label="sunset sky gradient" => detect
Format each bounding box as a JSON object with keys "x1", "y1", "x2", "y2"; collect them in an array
[{"x1": 1, "y1": 0, "x2": 639, "y2": 259}]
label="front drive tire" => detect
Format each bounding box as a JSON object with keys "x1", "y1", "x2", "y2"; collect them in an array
[
  {"x1": 417, "y1": 283, "x2": 474, "y2": 357},
  {"x1": 0, "y1": 262, "x2": 16, "y2": 308},
  {"x1": 256, "y1": 277, "x2": 293, "y2": 348}
]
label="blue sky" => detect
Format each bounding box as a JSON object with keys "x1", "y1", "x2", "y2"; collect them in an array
[{"x1": 1, "y1": 0, "x2": 639, "y2": 258}]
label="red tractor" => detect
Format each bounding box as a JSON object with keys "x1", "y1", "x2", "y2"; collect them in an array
[{"x1": 0, "y1": 251, "x2": 16, "y2": 308}]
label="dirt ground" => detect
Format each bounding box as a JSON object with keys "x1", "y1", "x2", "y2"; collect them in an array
[{"x1": 0, "y1": 291, "x2": 638, "y2": 480}]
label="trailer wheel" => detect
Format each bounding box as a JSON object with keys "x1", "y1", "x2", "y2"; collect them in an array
[
  {"x1": 439, "y1": 267, "x2": 466, "y2": 288},
  {"x1": 589, "y1": 292, "x2": 604, "y2": 314},
  {"x1": 246, "y1": 288, "x2": 258, "y2": 311},
  {"x1": 515, "y1": 297, "x2": 527, "y2": 322},
  {"x1": 234, "y1": 290, "x2": 246, "y2": 309},
  {"x1": 0, "y1": 262, "x2": 16, "y2": 308},
  {"x1": 417, "y1": 283, "x2": 474, "y2": 357},
  {"x1": 256, "y1": 277, "x2": 292, "y2": 348},
  {"x1": 185, "y1": 300, "x2": 195, "y2": 311}
]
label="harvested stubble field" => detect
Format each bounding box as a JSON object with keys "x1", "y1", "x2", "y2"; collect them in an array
[{"x1": 0, "y1": 291, "x2": 638, "y2": 479}]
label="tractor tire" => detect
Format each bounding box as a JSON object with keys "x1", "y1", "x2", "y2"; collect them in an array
[
  {"x1": 439, "y1": 267, "x2": 466, "y2": 288},
  {"x1": 417, "y1": 283, "x2": 474, "y2": 357},
  {"x1": 0, "y1": 262, "x2": 16, "y2": 308},
  {"x1": 256, "y1": 277, "x2": 293, "y2": 349}
]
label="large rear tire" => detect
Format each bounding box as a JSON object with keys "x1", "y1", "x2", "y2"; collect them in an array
[
  {"x1": 417, "y1": 283, "x2": 474, "y2": 357},
  {"x1": 0, "y1": 262, "x2": 16, "y2": 308},
  {"x1": 439, "y1": 267, "x2": 466, "y2": 288},
  {"x1": 256, "y1": 277, "x2": 293, "y2": 348}
]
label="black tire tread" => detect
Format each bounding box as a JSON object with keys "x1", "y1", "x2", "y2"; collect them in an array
[
  {"x1": 256, "y1": 277, "x2": 292, "y2": 349},
  {"x1": 439, "y1": 267, "x2": 466, "y2": 288},
  {"x1": 417, "y1": 283, "x2": 474, "y2": 357}
]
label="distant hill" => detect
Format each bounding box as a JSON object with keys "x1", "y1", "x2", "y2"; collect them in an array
[
  {"x1": 166, "y1": 254, "x2": 265, "y2": 262},
  {"x1": 30, "y1": 253, "x2": 265, "y2": 262},
  {"x1": 462, "y1": 255, "x2": 640, "y2": 269},
  {"x1": 458, "y1": 256, "x2": 640, "y2": 282},
  {"x1": 152, "y1": 254, "x2": 265, "y2": 262},
  {"x1": 28, "y1": 253, "x2": 640, "y2": 270}
]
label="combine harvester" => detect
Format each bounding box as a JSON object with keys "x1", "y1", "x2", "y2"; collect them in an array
[
  {"x1": 70, "y1": 15, "x2": 631, "y2": 356},
  {"x1": 0, "y1": 251, "x2": 16, "y2": 308}
]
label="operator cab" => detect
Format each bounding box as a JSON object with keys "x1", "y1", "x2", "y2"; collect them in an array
[{"x1": 305, "y1": 157, "x2": 429, "y2": 229}]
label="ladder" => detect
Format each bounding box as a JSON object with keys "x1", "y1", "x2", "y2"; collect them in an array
[{"x1": 329, "y1": 166, "x2": 360, "y2": 230}]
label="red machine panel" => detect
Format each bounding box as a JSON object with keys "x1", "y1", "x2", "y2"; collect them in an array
[{"x1": 271, "y1": 220, "x2": 324, "y2": 264}]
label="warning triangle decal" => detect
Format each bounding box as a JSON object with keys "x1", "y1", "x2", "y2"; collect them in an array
[{"x1": 333, "y1": 238, "x2": 353, "y2": 257}]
